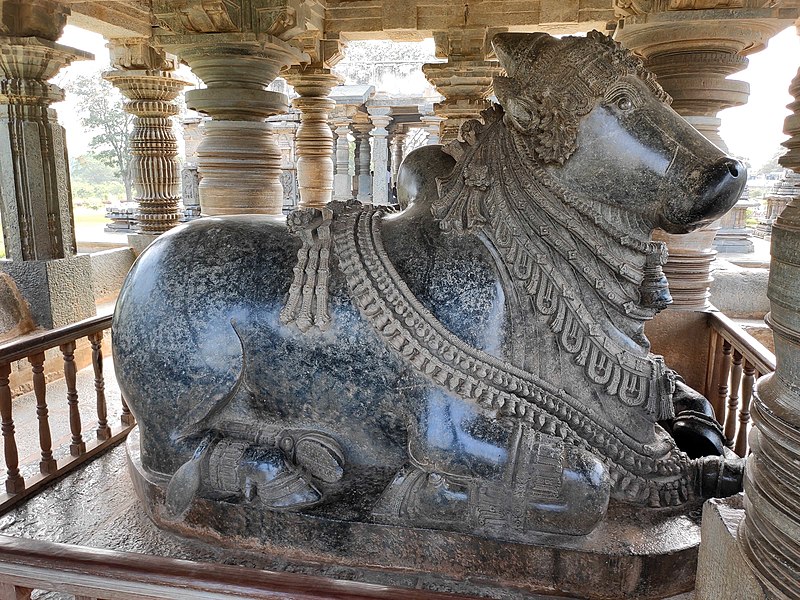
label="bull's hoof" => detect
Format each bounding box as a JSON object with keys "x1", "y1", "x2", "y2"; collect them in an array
[
  {"x1": 280, "y1": 431, "x2": 345, "y2": 484},
  {"x1": 372, "y1": 464, "x2": 470, "y2": 527},
  {"x1": 694, "y1": 455, "x2": 744, "y2": 499}
]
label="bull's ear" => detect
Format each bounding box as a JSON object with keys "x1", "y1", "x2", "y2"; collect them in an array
[{"x1": 495, "y1": 76, "x2": 538, "y2": 134}]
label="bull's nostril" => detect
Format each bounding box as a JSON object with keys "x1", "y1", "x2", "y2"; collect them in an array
[{"x1": 726, "y1": 161, "x2": 739, "y2": 178}]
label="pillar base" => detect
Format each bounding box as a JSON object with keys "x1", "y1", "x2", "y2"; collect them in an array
[
  {"x1": 695, "y1": 495, "x2": 767, "y2": 600},
  {"x1": 127, "y1": 233, "x2": 161, "y2": 257},
  {"x1": 0, "y1": 255, "x2": 95, "y2": 329}
]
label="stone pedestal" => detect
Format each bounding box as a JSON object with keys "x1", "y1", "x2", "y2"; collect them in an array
[
  {"x1": 104, "y1": 40, "x2": 192, "y2": 234},
  {"x1": 695, "y1": 496, "x2": 766, "y2": 600},
  {"x1": 284, "y1": 68, "x2": 340, "y2": 210},
  {"x1": 158, "y1": 34, "x2": 304, "y2": 216},
  {"x1": 714, "y1": 187, "x2": 757, "y2": 254},
  {"x1": 368, "y1": 107, "x2": 392, "y2": 205},
  {"x1": 616, "y1": 14, "x2": 789, "y2": 310}
]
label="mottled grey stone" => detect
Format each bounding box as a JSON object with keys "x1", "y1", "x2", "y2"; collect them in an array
[
  {"x1": 1, "y1": 255, "x2": 95, "y2": 328},
  {"x1": 0, "y1": 272, "x2": 35, "y2": 341},
  {"x1": 710, "y1": 260, "x2": 770, "y2": 319}
]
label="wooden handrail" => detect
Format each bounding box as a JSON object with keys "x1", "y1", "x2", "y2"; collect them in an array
[
  {"x1": 0, "y1": 534, "x2": 477, "y2": 600},
  {"x1": 0, "y1": 314, "x2": 113, "y2": 366},
  {"x1": 706, "y1": 311, "x2": 775, "y2": 375}
]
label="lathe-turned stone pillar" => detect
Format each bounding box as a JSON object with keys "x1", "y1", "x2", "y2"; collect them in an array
[
  {"x1": 331, "y1": 113, "x2": 353, "y2": 201},
  {"x1": 616, "y1": 15, "x2": 789, "y2": 309},
  {"x1": 353, "y1": 122, "x2": 373, "y2": 202},
  {"x1": 157, "y1": 35, "x2": 303, "y2": 216},
  {"x1": 368, "y1": 106, "x2": 392, "y2": 205},
  {"x1": 283, "y1": 67, "x2": 340, "y2": 209},
  {"x1": 421, "y1": 115, "x2": 444, "y2": 145},
  {"x1": 0, "y1": 0, "x2": 96, "y2": 328},
  {"x1": 738, "y1": 54, "x2": 800, "y2": 599},
  {"x1": 390, "y1": 130, "x2": 405, "y2": 186},
  {"x1": 104, "y1": 40, "x2": 192, "y2": 240},
  {"x1": 422, "y1": 28, "x2": 503, "y2": 143}
]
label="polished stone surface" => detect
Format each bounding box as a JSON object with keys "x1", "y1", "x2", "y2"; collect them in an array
[{"x1": 113, "y1": 31, "x2": 747, "y2": 597}]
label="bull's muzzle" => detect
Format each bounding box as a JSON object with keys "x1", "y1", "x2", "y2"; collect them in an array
[{"x1": 661, "y1": 156, "x2": 746, "y2": 234}]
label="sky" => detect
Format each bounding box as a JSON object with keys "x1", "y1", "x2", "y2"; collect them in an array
[{"x1": 54, "y1": 24, "x2": 800, "y2": 171}]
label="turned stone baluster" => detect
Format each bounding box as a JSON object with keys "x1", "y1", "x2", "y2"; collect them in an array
[
  {"x1": 0, "y1": 363, "x2": 24, "y2": 494},
  {"x1": 120, "y1": 395, "x2": 135, "y2": 427},
  {"x1": 735, "y1": 360, "x2": 755, "y2": 457},
  {"x1": 28, "y1": 352, "x2": 56, "y2": 474},
  {"x1": 60, "y1": 341, "x2": 85, "y2": 456},
  {"x1": 89, "y1": 332, "x2": 110, "y2": 441},
  {"x1": 714, "y1": 340, "x2": 733, "y2": 422},
  {"x1": 724, "y1": 349, "x2": 743, "y2": 447}
]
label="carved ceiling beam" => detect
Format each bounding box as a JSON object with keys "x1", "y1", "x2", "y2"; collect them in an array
[{"x1": 324, "y1": 0, "x2": 614, "y2": 40}]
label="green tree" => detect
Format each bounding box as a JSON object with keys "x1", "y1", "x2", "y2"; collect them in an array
[
  {"x1": 64, "y1": 72, "x2": 134, "y2": 203},
  {"x1": 755, "y1": 149, "x2": 787, "y2": 177}
]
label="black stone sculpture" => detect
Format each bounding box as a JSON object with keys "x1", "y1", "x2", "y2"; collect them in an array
[{"x1": 114, "y1": 31, "x2": 747, "y2": 595}]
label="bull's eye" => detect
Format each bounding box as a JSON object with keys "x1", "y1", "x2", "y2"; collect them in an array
[{"x1": 617, "y1": 97, "x2": 633, "y2": 111}]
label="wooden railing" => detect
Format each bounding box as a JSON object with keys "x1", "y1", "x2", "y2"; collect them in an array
[
  {"x1": 705, "y1": 311, "x2": 776, "y2": 457},
  {"x1": 0, "y1": 534, "x2": 476, "y2": 600},
  {"x1": 0, "y1": 314, "x2": 134, "y2": 512}
]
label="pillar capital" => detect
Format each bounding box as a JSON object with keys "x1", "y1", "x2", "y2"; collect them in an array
[{"x1": 420, "y1": 115, "x2": 445, "y2": 145}]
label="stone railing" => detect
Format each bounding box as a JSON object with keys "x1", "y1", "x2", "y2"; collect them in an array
[
  {"x1": 0, "y1": 534, "x2": 472, "y2": 600},
  {"x1": 0, "y1": 314, "x2": 134, "y2": 512},
  {"x1": 705, "y1": 311, "x2": 776, "y2": 457}
]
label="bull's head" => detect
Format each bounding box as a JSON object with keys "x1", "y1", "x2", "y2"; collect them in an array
[{"x1": 492, "y1": 31, "x2": 745, "y2": 234}]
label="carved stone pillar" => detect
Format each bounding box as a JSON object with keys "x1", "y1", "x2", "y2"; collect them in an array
[
  {"x1": 422, "y1": 28, "x2": 503, "y2": 143},
  {"x1": 390, "y1": 131, "x2": 405, "y2": 186},
  {"x1": 331, "y1": 115, "x2": 353, "y2": 201},
  {"x1": 283, "y1": 67, "x2": 340, "y2": 209},
  {"x1": 368, "y1": 106, "x2": 392, "y2": 205},
  {"x1": 421, "y1": 115, "x2": 444, "y2": 145},
  {"x1": 104, "y1": 40, "x2": 191, "y2": 238},
  {"x1": 0, "y1": 0, "x2": 96, "y2": 328},
  {"x1": 154, "y1": 0, "x2": 310, "y2": 216},
  {"x1": 616, "y1": 15, "x2": 790, "y2": 309},
  {"x1": 353, "y1": 122, "x2": 373, "y2": 203},
  {"x1": 738, "y1": 54, "x2": 800, "y2": 599},
  {"x1": 714, "y1": 186, "x2": 757, "y2": 253}
]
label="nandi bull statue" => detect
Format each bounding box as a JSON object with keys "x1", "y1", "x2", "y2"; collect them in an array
[{"x1": 115, "y1": 31, "x2": 745, "y2": 588}]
